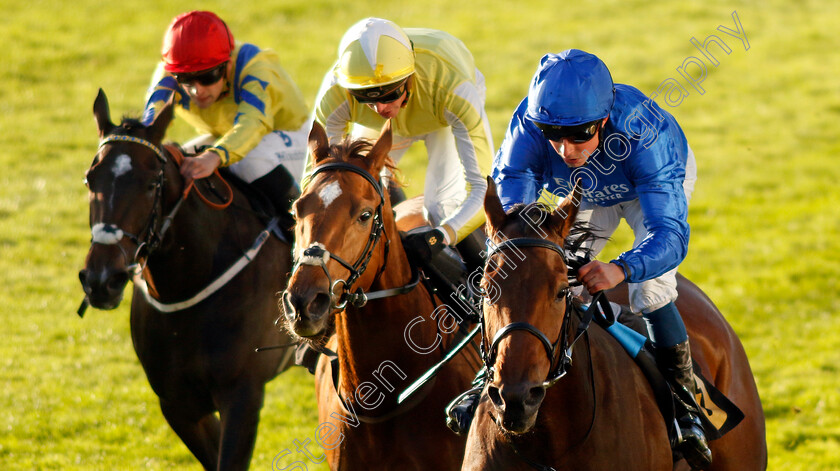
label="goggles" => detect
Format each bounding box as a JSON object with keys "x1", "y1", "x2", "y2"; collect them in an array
[
  {"x1": 173, "y1": 62, "x2": 228, "y2": 87},
  {"x1": 348, "y1": 80, "x2": 408, "y2": 104},
  {"x1": 533, "y1": 119, "x2": 603, "y2": 143}
]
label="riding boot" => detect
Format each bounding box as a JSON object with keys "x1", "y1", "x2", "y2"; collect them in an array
[
  {"x1": 445, "y1": 366, "x2": 487, "y2": 435},
  {"x1": 250, "y1": 166, "x2": 300, "y2": 237},
  {"x1": 250, "y1": 165, "x2": 299, "y2": 214},
  {"x1": 454, "y1": 228, "x2": 487, "y2": 276},
  {"x1": 656, "y1": 340, "x2": 713, "y2": 470}
]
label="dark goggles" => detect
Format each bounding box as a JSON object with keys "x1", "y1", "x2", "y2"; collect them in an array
[
  {"x1": 173, "y1": 62, "x2": 228, "y2": 86},
  {"x1": 533, "y1": 119, "x2": 603, "y2": 143},
  {"x1": 348, "y1": 80, "x2": 408, "y2": 104}
]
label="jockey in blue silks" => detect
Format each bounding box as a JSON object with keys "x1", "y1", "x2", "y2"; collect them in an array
[{"x1": 449, "y1": 49, "x2": 712, "y2": 470}]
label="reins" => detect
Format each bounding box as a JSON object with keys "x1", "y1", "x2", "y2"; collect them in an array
[
  {"x1": 482, "y1": 237, "x2": 615, "y2": 387},
  {"x1": 482, "y1": 236, "x2": 616, "y2": 470},
  {"x1": 79, "y1": 134, "x2": 267, "y2": 316},
  {"x1": 290, "y1": 160, "x2": 470, "y2": 421},
  {"x1": 291, "y1": 162, "x2": 418, "y2": 310}
]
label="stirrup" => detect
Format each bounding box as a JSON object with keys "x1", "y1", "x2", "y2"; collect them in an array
[
  {"x1": 672, "y1": 413, "x2": 713, "y2": 470},
  {"x1": 445, "y1": 387, "x2": 482, "y2": 436}
]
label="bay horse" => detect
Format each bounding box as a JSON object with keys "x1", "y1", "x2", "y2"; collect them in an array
[
  {"x1": 461, "y1": 180, "x2": 767, "y2": 470},
  {"x1": 79, "y1": 89, "x2": 295, "y2": 470},
  {"x1": 281, "y1": 121, "x2": 481, "y2": 470}
]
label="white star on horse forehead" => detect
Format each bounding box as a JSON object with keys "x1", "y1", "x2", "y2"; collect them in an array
[
  {"x1": 318, "y1": 181, "x2": 343, "y2": 208},
  {"x1": 111, "y1": 154, "x2": 132, "y2": 177}
]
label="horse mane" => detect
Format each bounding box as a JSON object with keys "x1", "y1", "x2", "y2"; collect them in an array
[
  {"x1": 504, "y1": 202, "x2": 604, "y2": 257},
  {"x1": 328, "y1": 136, "x2": 400, "y2": 180}
]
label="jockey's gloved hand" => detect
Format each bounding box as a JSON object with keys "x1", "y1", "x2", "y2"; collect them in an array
[{"x1": 402, "y1": 226, "x2": 447, "y2": 267}]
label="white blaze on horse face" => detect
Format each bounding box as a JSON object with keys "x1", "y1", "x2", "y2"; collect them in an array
[
  {"x1": 318, "y1": 181, "x2": 342, "y2": 208},
  {"x1": 107, "y1": 154, "x2": 132, "y2": 210},
  {"x1": 112, "y1": 154, "x2": 132, "y2": 178}
]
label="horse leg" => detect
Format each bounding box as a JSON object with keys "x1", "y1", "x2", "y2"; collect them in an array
[
  {"x1": 159, "y1": 398, "x2": 221, "y2": 470},
  {"x1": 216, "y1": 381, "x2": 266, "y2": 471}
]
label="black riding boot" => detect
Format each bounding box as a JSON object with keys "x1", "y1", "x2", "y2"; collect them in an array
[
  {"x1": 454, "y1": 228, "x2": 487, "y2": 276},
  {"x1": 657, "y1": 340, "x2": 713, "y2": 470},
  {"x1": 250, "y1": 165, "x2": 300, "y2": 214},
  {"x1": 250, "y1": 166, "x2": 300, "y2": 237},
  {"x1": 445, "y1": 366, "x2": 487, "y2": 435}
]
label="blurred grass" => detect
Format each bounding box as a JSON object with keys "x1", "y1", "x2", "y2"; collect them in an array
[{"x1": 1, "y1": 0, "x2": 838, "y2": 469}]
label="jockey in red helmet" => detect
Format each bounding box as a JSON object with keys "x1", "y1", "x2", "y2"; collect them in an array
[{"x1": 143, "y1": 11, "x2": 311, "y2": 215}]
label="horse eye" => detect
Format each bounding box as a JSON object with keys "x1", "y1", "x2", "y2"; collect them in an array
[
  {"x1": 556, "y1": 286, "x2": 569, "y2": 301},
  {"x1": 359, "y1": 210, "x2": 373, "y2": 223}
]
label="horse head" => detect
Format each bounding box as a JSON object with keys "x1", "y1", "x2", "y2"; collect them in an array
[
  {"x1": 79, "y1": 89, "x2": 179, "y2": 309},
  {"x1": 480, "y1": 178, "x2": 582, "y2": 434},
  {"x1": 282, "y1": 121, "x2": 395, "y2": 339}
]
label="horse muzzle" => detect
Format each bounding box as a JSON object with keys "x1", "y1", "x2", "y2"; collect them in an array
[
  {"x1": 487, "y1": 381, "x2": 547, "y2": 434},
  {"x1": 282, "y1": 288, "x2": 332, "y2": 338},
  {"x1": 78, "y1": 267, "x2": 130, "y2": 310}
]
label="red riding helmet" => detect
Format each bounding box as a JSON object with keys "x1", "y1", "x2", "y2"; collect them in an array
[{"x1": 162, "y1": 11, "x2": 234, "y2": 73}]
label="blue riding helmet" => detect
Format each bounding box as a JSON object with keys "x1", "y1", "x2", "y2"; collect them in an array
[{"x1": 526, "y1": 49, "x2": 615, "y2": 126}]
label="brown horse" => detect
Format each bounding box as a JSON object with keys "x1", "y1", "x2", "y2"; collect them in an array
[
  {"x1": 79, "y1": 89, "x2": 295, "y2": 470},
  {"x1": 461, "y1": 180, "x2": 766, "y2": 470},
  {"x1": 281, "y1": 121, "x2": 481, "y2": 470}
]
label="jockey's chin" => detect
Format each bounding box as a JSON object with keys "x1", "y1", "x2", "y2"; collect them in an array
[{"x1": 562, "y1": 155, "x2": 590, "y2": 167}]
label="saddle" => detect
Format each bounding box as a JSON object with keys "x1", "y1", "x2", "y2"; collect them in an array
[{"x1": 582, "y1": 299, "x2": 745, "y2": 444}]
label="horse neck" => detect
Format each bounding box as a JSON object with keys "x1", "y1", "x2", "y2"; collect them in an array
[
  {"x1": 334, "y1": 217, "x2": 441, "y2": 392},
  {"x1": 144, "y1": 168, "x2": 249, "y2": 298},
  {"x1": 538, "y1": 324, "x2": 618, "y2": 448}
]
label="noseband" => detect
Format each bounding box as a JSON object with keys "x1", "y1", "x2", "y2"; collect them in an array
[
  {"x1": 482, "y1": 237, "x2": 615, "y2": 389},
  {"x1": 292, "y1": 162, "x2": 388, "y2": 309}
]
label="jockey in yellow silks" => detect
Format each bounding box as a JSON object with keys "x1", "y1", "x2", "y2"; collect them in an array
[
  {"x1": 142, "y1": 10, "x2": 311, "y2": 213},
  {"x1": 306, "y1": 18, "x2": 493, "y2": 270}
]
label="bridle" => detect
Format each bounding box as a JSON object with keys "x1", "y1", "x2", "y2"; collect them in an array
[
  {"x1": 291, "y1": 162, "x2": 393, "y2": 310},
  {"x1": 480, "y1": 236, "x2": 616, "y2": 470},
  {"x1": 481, "y1": 237, "x2": 615, "y2": 389},
  {"x1": 89, "y1": 134, "x2": 176, "y2": 273}
]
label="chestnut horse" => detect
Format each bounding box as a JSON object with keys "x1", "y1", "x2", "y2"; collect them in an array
[
  {"x1": 79, "y1": 90, "x2": 295, "y2": 470},
  {"x1": 461, "y1": 180, "x2": 766, "y2": 470},
  {"x1": 282, "y1": 121, "x2": 481, "y2": 470}
]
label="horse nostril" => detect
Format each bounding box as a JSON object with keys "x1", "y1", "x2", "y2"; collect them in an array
[
  {"x1": 487, "y1": 385, "x2": 503, "y2": 408},
  {"x1": 282, "y1": 292, "x2": 297, "y2": 321},
  {"x1": 526, "y1": 386, "x2": 546, "y2": 406},
  {"x1": 79, "y1": 270, "x2": 88, "y2": 286},
  {"x1": 108, "y1": 271, "x2": 129, "y2": 292},
  {"x1": 309, "y1": 292, "x2": 331, "y2": 317}
]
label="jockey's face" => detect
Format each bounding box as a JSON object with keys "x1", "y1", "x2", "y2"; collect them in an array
[
  {"x1": 180, "y1": 62, "x2": 230, "y2": 109},
  {"x1": 548, "y1": 117, "x2": 608, "y2": 168},
  {"x1": 367, "y1": 89, "x2": 408, "y2": 119}
]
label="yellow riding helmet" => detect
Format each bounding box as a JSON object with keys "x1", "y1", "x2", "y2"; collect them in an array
[{"x1": 336, "y1": 18, "x2": 415, "y2": 90}]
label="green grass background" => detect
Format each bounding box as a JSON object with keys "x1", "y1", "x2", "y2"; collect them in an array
[{"x1": 1, "y1": 0, "x2": 838, "y2": 469}]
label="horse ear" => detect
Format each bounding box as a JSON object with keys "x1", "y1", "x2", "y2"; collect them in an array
[
  {"x1": 308, "y1": 121, "x2": 330, "y2": 163},
  {"x1": 366, "y1": 120, "x2": 393, "y2": 174},
  {"x1": 484, "y1": 175, "x2": 506, "y2": 237},
  {"x1": 551, "y1": 179, "x2": 583, "y2": 239},
  {"x1": 147, "y1": 94, "x2": 174, "y2": 144},
  {"x1": 93, "y1": 88, "x2": 114, "y2": 138}
]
